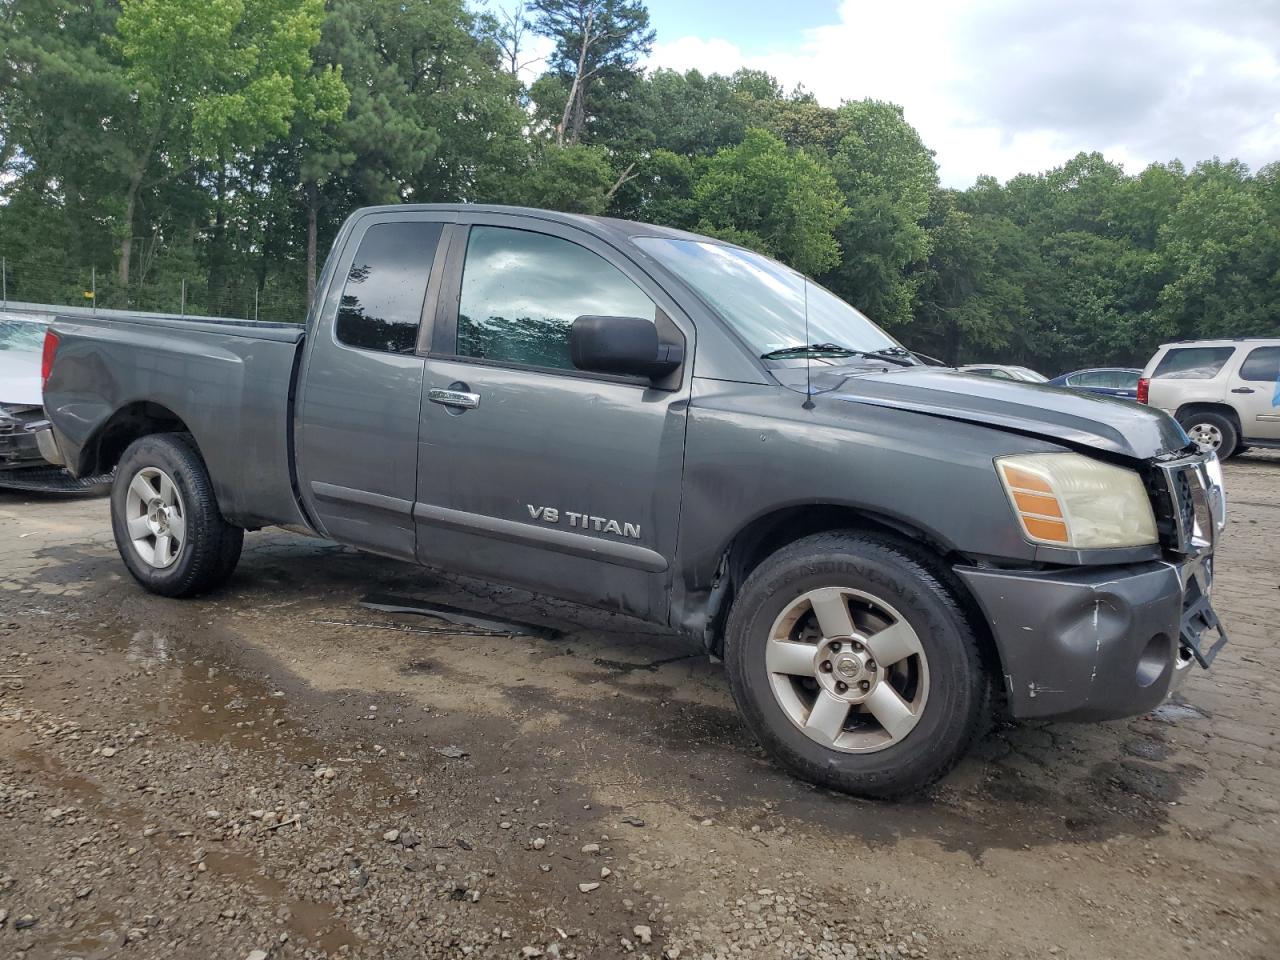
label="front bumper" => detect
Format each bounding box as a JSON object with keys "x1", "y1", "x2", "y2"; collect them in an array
[
  {"x1": 957, "y1": 450, "x2": 1227, "y2": 721},
  {"x1": 957, "y1": 554, "x2": 1225, "y2": 720},
  {"x1": 0, "y1": 405, "x2": 48, "y2": 469}
]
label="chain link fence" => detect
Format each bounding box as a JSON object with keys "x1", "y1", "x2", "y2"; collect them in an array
[{"x1": 0, "y1": 255, "x2": 309, "y2": 324}]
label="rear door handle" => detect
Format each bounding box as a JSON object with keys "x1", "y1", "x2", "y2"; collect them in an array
[
  {"x1": 428, "y1": 388, "x2": 481, "y2": 410},
  {"x1": 1231, "y1": 387, "x2": 1256, "y2": 394}
]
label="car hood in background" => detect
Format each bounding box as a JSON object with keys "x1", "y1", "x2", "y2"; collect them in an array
[
  {"x1": 788, "y1": 366, "x2": 1188, "y2": 460},
  {"x1": 0, "y1": 349, "x2": 43, "y2": 406}
]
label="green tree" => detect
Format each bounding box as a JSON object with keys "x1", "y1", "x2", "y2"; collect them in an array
[
  {"x1": 822, "y1": 100, "x2": 938, "y2": 327},
  {"x1": 111, "y1": 0, "x2": 343, "y2": 285},
  {"x1": 530, "y1": 0, "x2": 654, "y2": 146},
  {"x1": 1154, "y1": 160, "x2": 1280, "y2": 341},
  {"x1": 632, "y1": 69, "x2": 747, "y2": 157},
  {"x1": 692, "y1": 129, "x2": 848, "y2": 275},
  {"x1": 913, "y1": 193, "x2": 1031, "y2": 364},
  {"x1": 507, "y1": 144, "x2": 618, "y2": 214}
]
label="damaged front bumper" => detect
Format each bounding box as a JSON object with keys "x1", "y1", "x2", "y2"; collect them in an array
[
  {"x1": 957, "y1": 553, "x2": 1225, "y2": 720},
  {"x1": 956, "y1": 451, "x2": 1227, "y2": 721}
]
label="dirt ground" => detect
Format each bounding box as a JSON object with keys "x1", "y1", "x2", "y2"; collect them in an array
[{"x1": 1, "y1": 454, "x2": 1277, "y2": 960}]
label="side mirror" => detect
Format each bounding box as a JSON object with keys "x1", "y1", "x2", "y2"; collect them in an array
[{"x1": 570, "y1": 315, "x2": 684, "y2": 383}]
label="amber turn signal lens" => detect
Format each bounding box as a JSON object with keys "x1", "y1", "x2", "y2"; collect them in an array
[{"x1": 997, "y1": 460, "x2": 1070, "y2": 544}]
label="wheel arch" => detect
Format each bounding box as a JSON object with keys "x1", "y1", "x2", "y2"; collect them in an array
[
  {"x1": 1173, "y1": 401, "x2": 1242, "y2": 434},
  {"x1": 79, "y1": 401, "x2": 195, "y2": 476},
  {"x1": 699, "y1": 504, "x2": 998, "y2": 675}
]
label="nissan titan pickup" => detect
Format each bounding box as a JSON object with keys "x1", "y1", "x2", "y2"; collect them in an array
[{"x1": 38, "y1": 205, "x2": 1229, "y2": 796}]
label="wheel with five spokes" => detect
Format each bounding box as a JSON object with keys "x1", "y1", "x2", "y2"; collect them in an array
[
  {"x1": 110, "y1": 433, "x2": 243, "y2": 597},
  {"x1": 724, "y1": 530, "x2": 988, "y2": 798}
]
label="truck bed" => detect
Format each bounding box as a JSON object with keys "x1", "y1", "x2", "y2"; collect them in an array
[{"x1": 44, "y1": 312, "x2": 308, "y2": 530}]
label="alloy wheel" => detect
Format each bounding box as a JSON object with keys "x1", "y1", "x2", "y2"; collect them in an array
[{"x1": 765, "y1": 587, "x2": 929, "y2": 753}]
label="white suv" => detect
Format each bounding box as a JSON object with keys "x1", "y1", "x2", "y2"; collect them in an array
[{"x1": 1139, "y1": 338, "x2": 1280, "y2": 457}]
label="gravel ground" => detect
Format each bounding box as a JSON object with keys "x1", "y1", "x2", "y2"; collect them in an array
[{"x1": 1, "y1": 453, "x2": 1278, "y2": 960}]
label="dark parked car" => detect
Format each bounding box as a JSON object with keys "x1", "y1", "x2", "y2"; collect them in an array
[
  {"x1": 40, "y1": 204, "x2": 1228, "y2": 797},
  {"x1": 1049, "y1": 367, "x2": 1142, "y2": 400}
]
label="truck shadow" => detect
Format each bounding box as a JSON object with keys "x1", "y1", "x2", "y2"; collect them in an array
[
  {"x1": 217, "y1": 534, "x2": 1205, "y2": 858},
  {"x1": 26, "y1": 526, "x2": 1204, "y2": 859}
]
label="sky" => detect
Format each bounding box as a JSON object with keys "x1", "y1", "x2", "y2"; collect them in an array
[{"x1": 636, "y1": 0, "x2": 1280, "y2": 188}]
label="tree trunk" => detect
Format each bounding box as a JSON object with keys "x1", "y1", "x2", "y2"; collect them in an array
[
  {"x1": 306, "y1": 184, "x2": 319, "y2": 310},
  {"x1": 557, "y1": 9, "x2": 594, "y2": 146},
  {"x1": 118, "y1": 169, "x2": 143, "y2": 287},
  {"x1": 208, "y1": 160, "x2": 228, "y2": 312},
  {"x1": 116, "y1": 126, "x2": 160, "y2": 288},
  {"x1": 945, "y1": 319, "x2": 961, "y2": 366}
]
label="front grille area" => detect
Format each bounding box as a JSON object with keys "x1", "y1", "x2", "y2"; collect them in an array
[
  {"x1": 1150, "y1": 457, "x2": 1217, "y2": 555},
  {"x1": 1175, "y1": 469, "x2": 1197, "y2": 540},
  {"x1": 0, "y1": 405, "x2": 45, "y2": 467}
]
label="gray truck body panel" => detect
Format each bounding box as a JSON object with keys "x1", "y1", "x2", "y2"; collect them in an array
[
  {"x1": 42, "y1": 203, "x2": 1223, "y2": 722},
  {"x1": 43, "y1": 313, "x2": 306, "y2": 530}
]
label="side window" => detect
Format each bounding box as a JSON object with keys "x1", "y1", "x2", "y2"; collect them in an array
[
  {"x1": 456, "y1": 226, "x2": 655, "y2": 372},
  {"x1": 1239, "y1": 346, "x2": 1280, "y2": 382},
  {"x1": 1151, "y1": 347, "x2": 1235, "y2": 380},
  {"x1": 989, "y1": 369, "x2": 1014, "y2": 380},
  {"x1": 335, "y1": 221, "x2": 442, "y2": 355},
  {"x1": 1114, "y1": 371, "x2": 1140, "y2": 389},
  {"x1": 1074, "y1": 371, "x2": 1109, "y2": 387}
]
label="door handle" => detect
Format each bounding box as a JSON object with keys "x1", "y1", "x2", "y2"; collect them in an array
[
  {"x1": 428, "y1": 388, "x2": 481, "y2": 410},
  {"x1": 1231, "y1": 387, "x2": 1256, "y2": 394}
]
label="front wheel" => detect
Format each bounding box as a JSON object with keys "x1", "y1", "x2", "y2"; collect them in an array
[
  {"x1": 110, "y1": 433, "x2": 243, "y2": 598},
  {"x1": 724, "y1": 531, "x2": 988, "y2": 798}
]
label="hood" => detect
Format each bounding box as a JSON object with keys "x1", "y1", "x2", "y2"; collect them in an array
[
  {"x1": 781, "y1": 365, "x2": 1188, "y2": 460},
  {"x1": 0, "y1": 349, "x2": 43, "y2": 407}
]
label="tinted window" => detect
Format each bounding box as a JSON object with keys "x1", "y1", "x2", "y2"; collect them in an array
[
  {"x1": 336, "y1": 221, "x2": 442, "y2": 355},
  {"x1": 1239, "y1": 346, "x2": 1280, "y2": 382},
  {"x1": 1114, "y1": 371, "x2": 1140, "y2": 389},
  {"x1": 457, "y1": 226, "x2": 655, "y2": 371},
  {"x1": 1071, "y1": 371, "x2": 1110, "y2": 387},
  {"x1": 1152, "y1": 347, "x2": 1235, "y2": 380}
]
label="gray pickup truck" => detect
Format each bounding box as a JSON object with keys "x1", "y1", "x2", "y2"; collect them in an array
[{"x1": 40, "y1": 204, "x2": 1228, "y2": 796}]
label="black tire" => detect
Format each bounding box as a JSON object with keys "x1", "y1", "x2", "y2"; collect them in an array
[
  {"x1": 724, "y1": 530, "x2": 988, "y2": 798},
  {"x1": 110, "y1": 433, "x2": 243, "y2": 598},
  {"x1": 1177, "y1": 410, "x2": 1239, "y2": 459}
]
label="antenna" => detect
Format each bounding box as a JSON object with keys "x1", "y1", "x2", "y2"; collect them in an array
[{"x1": 801, "y1": 275, "x2": 815, "y2": 410}]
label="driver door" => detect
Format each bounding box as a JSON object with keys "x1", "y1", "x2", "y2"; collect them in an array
[{"x1": 413, "y1": 213, "x2": 695, "y2": 622}]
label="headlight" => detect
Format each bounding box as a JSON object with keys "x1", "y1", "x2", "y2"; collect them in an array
[{"x1": 996, "y1": 453, "x2": 1158, "y2": 549}]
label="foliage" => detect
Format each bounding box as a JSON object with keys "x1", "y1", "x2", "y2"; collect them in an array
[
  {"x1": 2, "y1": 0, "x2": 1278, "y2": 371},
  {"x1": 692, "y1": 129, "x2": 848, "y2": 276},
  {"x1": 822, "y1": 100, "x2": 938, "y2": 328}
]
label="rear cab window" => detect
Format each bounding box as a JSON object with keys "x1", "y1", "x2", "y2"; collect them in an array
[
  {"x1": 1151, "y1": 347, "x2": 1236, "y2": 380},
  {"x1": 335, "y1": 221, "x2": 443, "y2": 355}
]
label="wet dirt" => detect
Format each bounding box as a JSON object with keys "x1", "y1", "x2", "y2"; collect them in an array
[{"x1": 3, "y1": 454, "x2": 1280, "y2": 958}]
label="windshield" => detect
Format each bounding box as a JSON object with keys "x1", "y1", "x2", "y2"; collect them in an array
[
  {"x1": 0, "y1": 318, "x2": 48, "y2": 353},
  {"x1": 632, "y1": 237, "x2": 901, "y2": 359},
  {"x1": 1010, "y1": 367, "x2": 1048, "y2": 383}
]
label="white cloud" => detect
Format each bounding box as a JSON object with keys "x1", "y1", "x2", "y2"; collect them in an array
[{"x1": 648, "y1": 0, "x2": 1280, "y2": 187}]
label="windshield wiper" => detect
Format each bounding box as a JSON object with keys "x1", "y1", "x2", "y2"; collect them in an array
[{"x1": 761, "y1": 343, "x2": 913, "y2": 366}]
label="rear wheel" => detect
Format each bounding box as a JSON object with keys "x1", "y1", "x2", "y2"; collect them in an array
[
  {"x1": 110, "y1": 433, "x2": 242, "y2": 597},
  {"x1": 724, "y1": 531, "x2": 988, "y2": 798},
  {"x1": 1179, "y1": 411, "x2": 1238, "y2": 458}
]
